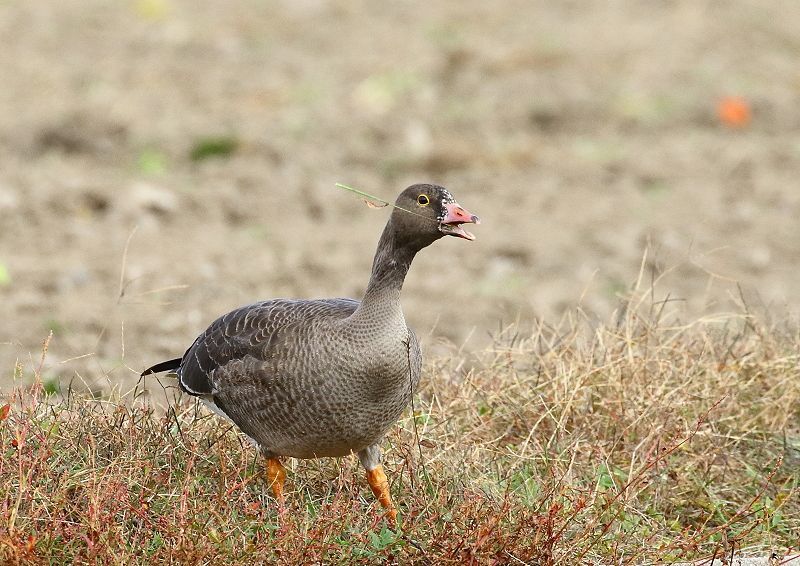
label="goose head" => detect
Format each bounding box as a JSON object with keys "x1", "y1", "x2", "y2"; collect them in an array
[{"x1": 390, "y1": 184, "x2": 480, "y2": 251}]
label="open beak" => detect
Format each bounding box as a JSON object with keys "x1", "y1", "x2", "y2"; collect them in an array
[{"x1": 439, "y1": 202, "x2": 480, "y2": 241}]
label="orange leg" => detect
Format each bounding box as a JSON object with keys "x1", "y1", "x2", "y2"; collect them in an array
[
  {"x1": 265, "y1": 457, "x2": 287, "y2": 503},
  {"x1": 365, "y1": 465, "x2": 398, "y2": 524}
]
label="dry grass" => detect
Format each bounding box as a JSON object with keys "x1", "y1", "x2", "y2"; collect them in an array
[{"x1": 1, "y1": 297, "x2": 799, "y2": 564}]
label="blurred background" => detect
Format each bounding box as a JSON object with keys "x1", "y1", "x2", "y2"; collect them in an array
[{"x1": 1, "y1": 0, "x2": 798, "y2": 392}]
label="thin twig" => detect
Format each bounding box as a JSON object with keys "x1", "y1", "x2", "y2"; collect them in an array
[{"x1": 335, "y1": 183, "x2": 438, "y2": 224}]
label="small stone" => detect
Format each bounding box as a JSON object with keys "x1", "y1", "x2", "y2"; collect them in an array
[
  {"x1": 127, "y1": 182, "x2": 179, "y2": 215},
  {"x1": 749, "y1": 246, "x2": 771, "y2": 269},
  {"x1": 0, "y1": 186, "x2": 20, "y2": 212}
]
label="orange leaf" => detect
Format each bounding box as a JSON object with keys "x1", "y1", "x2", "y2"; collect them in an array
[
  {"x1": 0, "y1": 404, "x2": 9, "y2": 421},
  {"x1": 362, "y1": 198, "x2": 388, "y2": 209},
  {"x1": 717, "y1": 96, "x2": 751, "y2": 128}
]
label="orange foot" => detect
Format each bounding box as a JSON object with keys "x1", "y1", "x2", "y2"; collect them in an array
[
  {"x1": 365, "y1": 465, "x2": 398, "y2": 525},
  {"x1": 265, "y1": 457, "x2": 287, "y2": 502},
  {"x1": 265, "y1": 457, "x2": 289, "y2": 531}
]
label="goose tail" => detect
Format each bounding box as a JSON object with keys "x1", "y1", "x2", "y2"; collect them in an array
[{"x1": 141, "y1": 357, "x2": 182, "y2": 377}]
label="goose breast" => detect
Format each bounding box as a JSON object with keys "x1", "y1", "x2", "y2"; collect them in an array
[{"x1": 177, "y1": 298, "x2": 421, "y2": 458}]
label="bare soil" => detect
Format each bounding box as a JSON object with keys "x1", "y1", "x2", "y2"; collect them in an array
[{"x1": 1, "y1": 0, "x2": 799, "y2": 390}]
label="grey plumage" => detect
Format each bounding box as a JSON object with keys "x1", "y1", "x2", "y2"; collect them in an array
[
  {"x1": 141, "y1": 183, "x2": 479, "y2": 519},
  {"x1": 178, "y1": 297, "x2": 421, "y2": 460}
]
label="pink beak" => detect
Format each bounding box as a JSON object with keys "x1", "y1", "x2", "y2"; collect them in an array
[{"x1": 440, "y1": 202, "x2": 480, "y2": 240}]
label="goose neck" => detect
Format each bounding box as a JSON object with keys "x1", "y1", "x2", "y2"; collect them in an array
[{"x1": 350, "y1": 222, "x2": 416, "y2": 324}]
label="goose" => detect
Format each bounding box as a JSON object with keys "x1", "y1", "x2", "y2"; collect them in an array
[{"x1": 141, "y1": 184, "x2": 479, "y2": 523}]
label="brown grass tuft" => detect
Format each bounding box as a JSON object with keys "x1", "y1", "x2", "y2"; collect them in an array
[{"x1": 1, "y1": 301, "x2": 798, "y2": 564}]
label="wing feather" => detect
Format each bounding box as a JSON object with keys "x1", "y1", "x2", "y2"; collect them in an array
[{"x1": 177, "y1": 298, "x2": 359, "y2": 396}]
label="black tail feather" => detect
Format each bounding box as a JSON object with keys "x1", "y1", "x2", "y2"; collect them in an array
[{"x1": 141, "y1": 357, "x2": 182, "y2": 376}]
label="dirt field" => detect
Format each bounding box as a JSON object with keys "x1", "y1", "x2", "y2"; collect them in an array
[{"x1": 1, "y1": 1, "x2": 799, "y2": 391}]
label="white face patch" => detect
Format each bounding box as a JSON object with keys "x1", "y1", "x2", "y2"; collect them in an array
[{"x1": 436, "y1": 189, "x2": 456, "y2": 221}]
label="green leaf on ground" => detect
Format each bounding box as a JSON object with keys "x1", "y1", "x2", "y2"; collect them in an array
[
  {"x1": 138, "y1": 148, "x2": 168, "y2": 174},
  {"x1": 0, "y1": 263, "x2": 10, "y2": 286},
  {"x1": 190, "y1": 137, "x2": 239, "y2": 161}
]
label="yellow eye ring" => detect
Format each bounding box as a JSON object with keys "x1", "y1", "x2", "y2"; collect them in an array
[{"x1": 417, "y1": 194, "x2": 430, "y2": 206}]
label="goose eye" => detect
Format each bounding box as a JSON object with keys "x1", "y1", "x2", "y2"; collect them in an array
[{"x1": 417, "y1": 194, "x2": 430, "y2": 206}]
